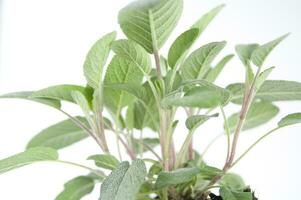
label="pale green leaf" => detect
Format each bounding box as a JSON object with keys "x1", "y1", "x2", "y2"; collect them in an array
[
  {"x1": 55, "y1": 176, "x2": 95, "y2": 200},
  {"x1": 251, "y1": 33, "x2": 289, "y2": 67},
  {"x1": 255, "y1": 66, "x2": 275, "y2": 90},
  {"x1": 228, "y1": 80, "x2": 301, "y2": 104},
  {"x1": 0, "y1": 91, "x2": 61, "y2": 109},
  {"x1": 181, "y1": 41, "x2": 227, "y2": 80},
  {"x1": 220, "y1": 173, "x2": 246, "y2": 191},
  {"x1": 168, "y1": 28, "x2": 199, "y2": 68},
  {"x1": 100, "y1": 159, "x2": 147, "y2": 200},
  {"x1": 155, "y1": 168, "x2": 200, "y2": 189},
  {"x1": 104, "y1": 56, "x2": 144, "y2": 114},
  {"x1": 205, "y1": 54, "x2": 234, "y2": 82},
  {"x1": 26, "y1": 117, "x2": 89, "y2": 150},
  {"x1": 31, "y1": 85, "x2": 92, "y2": 104},
  {"x1": 185, "y1": 113, "x2": 219, "y2": 131},
  {"x1": 132, "y1": 138, "x2": 160, "y2": 153},
  {"x1": 227, "y1": 101, "x2": 279, "y2": 133},
  {"x1": 88, "y1": 154, "x2": 119, "y2": 170},
  {"x1": 278, "y1": 113, "x2": 301, "y2": 127},
  {"x1": 220, "y1": 187, "x2": 252, "y2": 200},
  {"x1": 83, "y1": 32, "x2": 117, "y2": 88},
  {"x1": 0, "y1": 147, "x2": 58, "y2": 174},
  {"x1": 118, "y1": 0, "x2": 183, "y2": 53},
  {"x1": 235, "y1": 44, "x2": 259, "y2": 67}
]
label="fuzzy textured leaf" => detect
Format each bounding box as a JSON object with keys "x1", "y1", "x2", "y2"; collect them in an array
[
  {"x1": 0, "y1": 147, "x2": 58, "y2": 174},
  {"x1": 100, "y1": 159, "x2": 146, "y2": 200},
  {"x1": 83, "y1": 32, "x2": 116, "y2": 88},
  {"x1": 185, "y1": 113, "x2": 219, "y2": 131},
  {"x1": 88, "y1": 154, "x2": 119, "y2": 170},
  {"x1": 118, "y1": 0, "x2": 183, "y2": 53},
  {"x1": 27, "y1": 117, "x2": 89, "y2": 150}
]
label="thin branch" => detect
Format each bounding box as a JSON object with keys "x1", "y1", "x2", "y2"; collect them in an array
[{"x1": 154, "y1": 51, "x2": 162, "y2": 79}]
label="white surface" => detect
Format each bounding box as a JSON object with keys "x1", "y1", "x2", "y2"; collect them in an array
[{"x1": 0, "y1": 0, "x2": 300, "y2": 199}]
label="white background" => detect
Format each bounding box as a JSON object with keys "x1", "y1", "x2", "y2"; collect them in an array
[{"x1": 0, "y1": 0, "x2": 300, "y2": 199}]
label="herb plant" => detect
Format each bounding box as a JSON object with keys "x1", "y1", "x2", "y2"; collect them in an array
[{"x1": 1, "y1": 0, "x2": 301, "y2": 199}]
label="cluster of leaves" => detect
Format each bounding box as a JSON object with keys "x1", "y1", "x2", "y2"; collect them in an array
[{"x1": 1, "y1": 0, "x2": 301, "y2": 199}]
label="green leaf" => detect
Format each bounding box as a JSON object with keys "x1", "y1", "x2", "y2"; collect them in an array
[
  {"x1": 162, "y1": 81, "x2": 231, "y2": 109},
  {"x1": 192, "y1": 4, "x2": 225, "y2": 36},
  {"x1": 220, "y1": 187, "x2": 252, "y2": 200},
  {"x1": 228, "y1": 80, "x2": 301, "y2": 104},
  {"x1": 199, "y1": 163, "x2": 224, "y2": 180},
  {"x1": 111, "y1": 40, "x2": 152, "y2": 75},
  {"x1": 104, "y1": 55, "x2": 145, "y2": 114},
  {"x1": 205, "y1": 54, "x2": 234, "y2": 83},
  {"x1": 155, "y1": 167, "x2": 200, "y2": 189},
  {"x1": 251, "y1": 33, "x2": 289, "y2": 67},
  {"x1": 88, "y1": 154, "x2": 119, "y2": 170},
  {"x1": 185, "y1": 113, "x2": 219, "y2": 131},
  {"x1": 181, "y1": 41, "x2": 226, "y2": 81},
  {"x1": 255, "y1": 66, "x2": 275, "y2": 89},
  {"x1": 0, "y1": 147, "x2": 58, "y2": 174},
  {"x1": 235, "y1": 44, "x2": 259, "y2": 67},
  {"x1": 83, "y1": 32, "x2": 117, "y2": 89},
  {"x1": 26, "y1": 117, "x2": 88, "y2": 150},
  {"x1": 31, "y1": 85, "x2": 92, "y2": 104},
  {"x1": 55, "y1": 176, "x2": 95, "y2": 200},
  {"x1": 278, "y1": 113, "x2": 301, "y2": 127},
  {"x1": 227, "y1": 101, "x2": 279, "y2": 133},
  {"x1": 132, "y1": 138, "x2": 160, "y2": 153},
  {"x1": 220, "y1": 173, "x2": 246, "y2": 191},
  {"x1": 100, "y1": 159, "x2": 147, "y2": 200},
  {"x1": 0, "y1": 91, "x2": 61, "y2": 109},
  {"x1": 118, "y1": 0, "x2": 183, "y2": 53},
  {"x1": 168, "y1": 28, "x2": 199, "y2": 68}
]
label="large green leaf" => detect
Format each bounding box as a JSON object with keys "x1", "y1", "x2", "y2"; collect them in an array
[
  {"x1": 220, "y1": 173, "x2": 246, "y2": 191},
  {"x1": 111, "y1": 39, "x2": 152, "y2": 75},
  {"x1": 0, "y1": 91, "x2": 61, "y2": 109},
  {"x1": 55, "y1": 176, "x2": 95, "y2": 200},
  {"x1": 220, "y1": 187, "x2": 252, "y2": 200},
  {"x1": 228, "y1": 80, "x2": 301, "y2": 104},
  {"x1": 31, "y1": 85, "x2": 92, "y2": 104},
  {"x1": 155, "y1": 167, "x2": 200, "y2": 189},
  {"x1": 26, "y1": 117, "x2": 89, "y2": 150},
  {"x1": 251, "y1": 33, "x2": 289, "y2": 67},
  {"x1": 83, "y1": 32, "x2": 117, "y2": 89},
  {"x1": 278, "y1": 113, "x2": 301, "y2": 127},
  {"x1": 104, "y1": 55, "x2": 144, "y2": 114},
  {"x1": 205, "y1": 54, "x2": 234, "y2": 83},
  {"x1": 88, "y1": 154, "x2": 119, "y2": 170},
  {"x1": 118, "y1": 0, "x2": 183, "y2": 53},
  {"x1": 227, "y1": 101, "x2": 279, "y2": 133},
  {"x1": 185, "y1": 113, "x2": 219, "y2": 131},
  {"x1": 0, "y1": 147, "x2": 58, "y2": 174},
  {"x1": 100, "y1": 159, "x2": 147, "y2": 200},
  {"x1": 181, "y1": 41, "x2": 226, "y2": 80},
  {"x1": 168, "y1": 28, "x2": 199, "y2": 69}
]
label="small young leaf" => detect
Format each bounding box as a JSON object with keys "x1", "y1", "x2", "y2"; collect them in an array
[
  {"x1": 181, "y1": 41, "x2": 227, "y2": 80},
  {"x1": 132, "y1": 138, "x2": 160, "y2": 153},
  {"x1": 228, "y1": 80, "x2": 301, "y2": 104},
  {"x1": 220, "y1": 187, "x2": 252, "y2": 200},
  {"x1": 220, "y1": 173, "x2": 246, "y2": 191},
  {"x1": 55, "y1": 176, "x2": 95, "y2": 200},
  {"x1": 88, "y1": 154, "x2": 119, "y2": 170},
  {"x1": 155, "y1": 168, "x2": 200, "y2": 189},
  {"x1": 251, "y1": 33, "x2": 290, "y2": 67},
  {"x1": 185, "y1": 113, "x2": 219, "y2": 131},
  {"x1": 100, "y1": 159, "x2": 147, "y2": 200},
  {"x1": 111, "y1": 40, "x2": 152, "y2": 74},
  {"x1": 118, "y1": 0, "x2": 183, "y2": 53},
  {"x1": 278, "y1": 113, "x2": 301, "y2": 127},
  {"x1": 235, "y1": 44, "x2": 259, "y2": 67},
  {"x1": 205, "y1": 54, "x2": 234, "y2": 83},
  {"x1": 199, "y1": 164, "x2": 224, "y2": 180},
  {"x1": 31, "y1": 85, "x2": 92, "y2": 104},
  {"x1": 83, "y1": 32, "x2": 117, "y2": 89},
  {"x1": 0, "y1": 147, "x2": 58, "y2": 174},
  {"x1": 255, "y1": 66, "x2": 275, "y2": 90},
  {"x1": 168, "y1": 28, "x2": 199, "y2": 68},
  {"x1": 26, "y1": 117, "x2": 89, "y2": 150},
  {"x1": 227, "y1": 101, "x2": 279, "y2": 133},
  {"x1": 0, "y1": 91, "x2": 61, "y2": 109}
]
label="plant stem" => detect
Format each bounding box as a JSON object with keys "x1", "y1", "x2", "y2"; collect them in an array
[
  {"x1": 154, "y1": 51, "x2": 162, "y2": 79},
  {"x1": 220, "y1": 106, "x2": 231, "y2": 163}
]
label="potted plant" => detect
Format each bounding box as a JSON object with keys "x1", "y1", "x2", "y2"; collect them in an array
[{"x1": 0, "y1": 0, "x2": 300, "y2": 199}]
